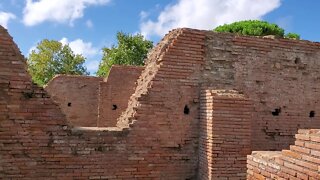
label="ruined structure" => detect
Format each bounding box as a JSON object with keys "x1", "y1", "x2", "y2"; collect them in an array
[
  {"x1": 45, "y1": 65, "x2": 143, "y2": 127},
  {"x1": 97, "y1": 65, "x2": 143, "y2": 127},
  {"x1": 0, "y1": 25, "x2": 320, "y2": 179}
]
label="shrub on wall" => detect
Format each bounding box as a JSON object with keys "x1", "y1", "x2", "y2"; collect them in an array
[
  {"x1": 284, "y1": 32, "x2": 300, "y2": 40},
  {"x1": 214, "y1": 20, "x2": 300, "y2": 40}
]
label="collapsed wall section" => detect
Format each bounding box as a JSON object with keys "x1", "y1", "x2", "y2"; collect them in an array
[
  {"x1": 247, "y1": 129, "x2": 320, "y2": 179},
  {"x1": 198, "y1": 89, "x2": 252, "y2": 179},
  {"x1": 97, "y1": 65, "x2": 143, "y2": 127},
  {"x1": 45, "y1": 75, "x2": 103, "y2": 127},
  {"x1": 204, "y1": 32, "x2": 320, "y2": 151}
]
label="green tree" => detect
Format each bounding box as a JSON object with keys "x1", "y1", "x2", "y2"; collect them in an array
[
  {"x1": 97, "y1": 32, "x2": 153, "y2": 77},
  {"x1": 27, "y1": 39, "x2": 89, "y2": 86},
  {"x1": 214, "y1": 20, "x2": 300, "y2": 39}
]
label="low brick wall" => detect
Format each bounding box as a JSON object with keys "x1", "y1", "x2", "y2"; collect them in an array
[
  {"x1": 247, "y1": 129, "x2": 320, "y2": 179},
  {"x1": 45, "y1": 75, "x2": 103, "y2": 127}
]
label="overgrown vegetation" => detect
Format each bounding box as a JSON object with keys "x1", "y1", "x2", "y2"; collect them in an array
[{"x1": 214, "y1": 20, "x2": 300, "y2": 40}]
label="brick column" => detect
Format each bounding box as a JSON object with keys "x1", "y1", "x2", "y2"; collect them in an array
[{"x1": 199, "y1": 89, "x2": 253, "y2": 179}]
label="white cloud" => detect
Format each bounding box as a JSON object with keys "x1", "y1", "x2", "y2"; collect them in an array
[
  {"x1": 140, "y1": 11, "x2": 149, "y2": 21},
  {"x1": 85, "y1": 59, "x2": 100, "y2": 72},
  {"x1": 60, "y1": 38, "x2": 99, "y2": 57},
  {"x1": 140, "y1": 0, "x2": 281, "y2": 37},
  {"x1": 23, "y1": 0, "x2": 111, "y2": 26},
  {"x1": 0, "y1": 12, "x2": 16, "y2": 29},
  {"x1": 86, "y1": 19, "x2": 93, "y2": 28}
]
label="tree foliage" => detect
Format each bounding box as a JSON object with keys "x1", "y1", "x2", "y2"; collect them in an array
[
  {"x1": 27, "y1": 39, "x2": 89, "y2": 86},
  {"x1": 97, "y1": 32, "x2": 153, "y2": 77},
  {"x1": 214, "y1": 20, "x2": 300, "y2": 39}
]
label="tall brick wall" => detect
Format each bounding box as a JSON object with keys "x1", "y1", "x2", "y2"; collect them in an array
[
  {"x1": 97, "y1": 65, "x2": 143, "y2": 127},
  {"x1": 204, "y1": 32, "x2": 320, "y2": 151},
  {"x1": 45, "y1": 75, "x2": 103, "y2": 127},
  {"x1": 198, "y1": 89, "x2": 252, "y2": 179},
  {"x1": 247, "y1": 129, "x2": 320, "y2": 179},
  {"x1": 116, "y1": 28, "x2": 206, "y2": 178},
  {"x1": 2, "y1": 24, "x2": 320, "y2": 179},
  {"x1": 0, "y1": 27, "x2": 206, "y2": 179}
]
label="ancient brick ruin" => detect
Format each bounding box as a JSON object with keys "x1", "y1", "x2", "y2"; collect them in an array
[
  {"x1": 0, "y1": 25, "x2": 320, "y2": 179},
  {"x1": 45, "y1": 65, "x2": 143, "y2": 127}
]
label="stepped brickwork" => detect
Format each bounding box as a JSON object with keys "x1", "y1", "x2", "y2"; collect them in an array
[
  {"x1": 1, "y1": 25, "x2": 320, "y2": 179},
  {"x1": 247, "y1": 129, "x2": 320, "y2": 179}
]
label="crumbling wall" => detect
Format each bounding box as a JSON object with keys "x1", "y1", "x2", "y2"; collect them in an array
[
  {"x1": 116, "y1": 28, "x2": 206, "y2": 178},
  {"x1": 0, "y1": 27, "x2": 206, "y2": 179},
  {"x1": 247, "y1": 129, "x2": 320, "y2": 179},
  {"x1": 45, "y1": 75, "x2": 103, "y2": 127},
  {"x1": 204, "y1": 32, "x2": 320, "y2": 151},
  {"x1": 2, "y1": 24, "x2": 320, "y2": 179},
  {"x1": 198, "y1": 89, "x2": 252, "y2": 179},
  {"x1": 97, "y1": 65, "x2": 143, "y2": 127}
]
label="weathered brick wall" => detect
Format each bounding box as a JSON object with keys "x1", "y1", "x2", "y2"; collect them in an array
[
  {"x1": 2, "y1": 24, "x2": 320, "y2": 179},
  {"x1": 45, "y1": 75, "x2": 103, "y2": 127},
  {"x1": 97, "y1": 65, "x2": 143, "y2": 127},
  {"x1": 0, "y1": 27, "x2": 206, "y2": 179},
  {"x1": 198, "y1": 89, "x2": 252, "y2": 179},
  {"x1": 116, "y1": 28, "x2": 206, "y2": 178},
  {"x1": 247, "y1": 129, "x2": 320, "y2": 179},
  {"x1": 204, "y1": 32, "x2": 320, "y2": 151}
]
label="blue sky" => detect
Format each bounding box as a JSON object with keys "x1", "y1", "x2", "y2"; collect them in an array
[{"x1": 1, "y1": 0, "x2": 320, "y2": 75}]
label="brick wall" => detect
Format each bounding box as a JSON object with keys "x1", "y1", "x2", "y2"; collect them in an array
[
  {"x1": 2, "y1": 24, "x2": 320, "y2": 179},
  {"x1": 204, "y1": 32, "x2": 320, "y2": 151},
  {"x1": 198, "y1": 89, "x2": 252, "y2": 179},
  {"x1": 247, "y1": 129, "x2": 320, "y2": 179},
  {"x1": 97, "y1": 65, "x2": 143, "y2": 127},
  {"x1": 0, "y1": 27, "x2": 206, "y2": 179},
  {"x1": 116, "y1": 28, "x2": 206, "y2": 178},
  {"x1": 45, "y1": 75, "x2": 103, "y2": 127}
]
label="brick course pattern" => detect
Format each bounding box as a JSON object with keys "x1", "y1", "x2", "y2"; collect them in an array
[
  {"x1": 45, "y1": 75, "x2": 103, "y2": 127},
  {"x1": 0, "y1": 27, "x2": 205, "y2": 179},
  {"x1": 204, "y1": 33, "x2": 320, "y2": 151},
  {"x1": 198, "y1": 90, "x2": 252, "y2": 179},
  {"x1": 2, "y1": 24, "x2": 320, "y2": 179},
  {"x1": 247, "y1": 129, "x2": 320, "y2": 179}
]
